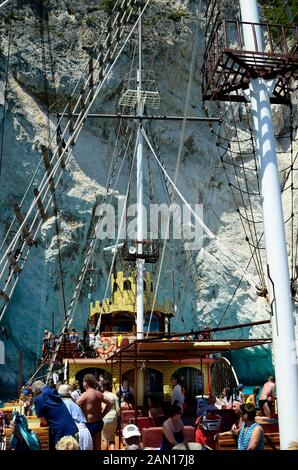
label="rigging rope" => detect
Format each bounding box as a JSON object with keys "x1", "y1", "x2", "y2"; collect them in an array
[
  {"x1": 145, "y1": 5, "x2": 201, "y2": 336},
  {"x1": 94, "y1": 138, "x2": 137, "y2": 333},
  {"x1": 149, "y1": 128, "x2": 202, "y2": 322},
  {"x1": 0, "y1": 0, "x2": 151, "y2": 273},
  {"x1": 0, "y1": 0, "x2": 128, "y2": 258},
  {"x1": 142, "y1": 127, "x2": 258, "y2": 291},
  {"x1": 206, "y1": 101, "x2": 266, "y2": 288},
  {"x1": 44, "y1": 121, "x2": 137, "y2": 382},
  {"x1": 0, "y1": 2, "x2": 152, "y2": 325},
  {"x1": 39, "y1": 2, "x2": 67, "y2": 318},
  {"x1": 0, "y1": 0, "x2": 12, "y2": 9},
  {"x1": 226, "y1": 96, "x2": 265, "y2": 286},
  {"x1": 63, "y1": 124, "x2": 135, "y2": 327},
  {"x1": 0, "y1": 0, "x2": 13, "y2": 179},
  {"x1": 36, "y1": 231, "x2": 48, "y2": 360}
]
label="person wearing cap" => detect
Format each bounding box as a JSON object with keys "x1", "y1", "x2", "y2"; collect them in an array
[
  {"x1": 58, "y1": 384, "x2": 93, "y2": 450},
  {"x1": 122, "y1": 424, "x2": 142, "y2": 450},
  {"x1": 31, "y1": 380, "x2": 79, "y2": 450},
  {"x1": 196, "y1": 395, "x2": 218, "y2": 417}
]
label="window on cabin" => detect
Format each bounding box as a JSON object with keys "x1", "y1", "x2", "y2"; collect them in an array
[
  {"x1": 144, "y1": 313, "x2": 160, "y2": 333},
  {"x1": 112, "y1": 313, "x2": 134, "y2": 332},
  {"x1": 113, "y1": 282, "x2": 118, "y2": 292},
  {"x1": 151, "y1": 282, "x2": 153, "y2": 292},
  {"x1": 143, "y1": 281, "x2": 147, "y2": 291},
  {"x1": 176, "y1": 367, "x2": 203, "y2": 397},
  {"x1": 123, "y1": 280, "x2": 131, "y2": 290}
]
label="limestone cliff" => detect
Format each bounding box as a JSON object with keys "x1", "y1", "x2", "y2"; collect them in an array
[{"x1": 0, "y1": 0, "x2": 296, "y2": 393}]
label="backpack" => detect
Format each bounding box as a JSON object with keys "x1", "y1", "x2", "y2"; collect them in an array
[
  {"x1": 197, "y1": 413, "x2": 222, "y2": 432},
  {"x1": 10, "y1": 412, "x2": 40, "y2": 451},
  {"x1": 195, "y1": 412, "x2": 222, "y2": 450}
]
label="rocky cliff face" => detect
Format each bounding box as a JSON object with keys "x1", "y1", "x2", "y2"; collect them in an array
[{"x1": 0, "y1": 0, "x2": 296, "y2": 392}]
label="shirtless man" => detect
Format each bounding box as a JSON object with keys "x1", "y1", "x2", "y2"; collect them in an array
[
  {"x1": 258, "y1": 376, "x2": 276, "y2": 418},
  {"x1": 77, "y1": 374, "x2": 112, "y2": 450}
]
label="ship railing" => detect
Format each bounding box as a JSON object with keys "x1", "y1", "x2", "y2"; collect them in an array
[
  {"x1": 202, "y1": 20, "x2": 298, "y2": 104},
  {"x1": 203, "y1": 20, "x2": 298, "y2": 64}
]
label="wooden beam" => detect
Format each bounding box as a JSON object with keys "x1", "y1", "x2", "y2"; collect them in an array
[
  {"x1": 0, "y1": 289, "x2": 9, "y2": 302},
  {"x1": 33, "y1": 188, "x2": 46, "y2": 220},
  {"x1": 41, "y1": 145, "x2": 55, "y2": 191},
  {"x1": 7, "y1": 251, "x2": 22, "y2": 273}
]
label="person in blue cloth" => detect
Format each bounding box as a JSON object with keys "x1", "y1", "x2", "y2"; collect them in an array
[
  {"x1": 9, "y1": 412, "x2": 40, "y2": 451},
  {"x1": 160, "y1": 404, "x2": 186, "y2": 450},
  {"x1": 238, "y1": 403, "x2": 264, "y2": 450},
  {"x1": 31, "y1": 380, "x2": 79, "y2": 450}
]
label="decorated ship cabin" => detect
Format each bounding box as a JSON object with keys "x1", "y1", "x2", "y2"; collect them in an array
[{"x1": 60, "y1": 269, "x2": 269, "y2": 406}]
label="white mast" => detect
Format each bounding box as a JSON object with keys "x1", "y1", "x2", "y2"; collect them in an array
[
  {"x1": 239, "y1": 0, "x2": 298, "y2": 449},
  {"x1": 136, "y1": 12, "x2": 145, "y2": 341}
]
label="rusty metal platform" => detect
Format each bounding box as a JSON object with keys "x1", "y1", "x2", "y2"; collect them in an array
[{"x1": 202, "y1": 20, "x2": 298, "y2": 104}]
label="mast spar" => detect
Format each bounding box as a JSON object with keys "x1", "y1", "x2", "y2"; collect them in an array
[
  {"x1": 239, "y1": 0, "x2": 298, "y2": 449},
  {"x1": 136, "y1": 10, "x2": 144, "y2": 341}
]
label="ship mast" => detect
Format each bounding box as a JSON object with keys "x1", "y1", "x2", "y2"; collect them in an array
[
  {"x1": 136, "y1": 10, "x2": 144, "y2": 340},
  {"x1": 239, "y1": 0, "x2": 298, "y2": 449}
]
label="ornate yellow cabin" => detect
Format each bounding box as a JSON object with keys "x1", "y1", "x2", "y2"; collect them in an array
[
  {"x1": 64, "y1": 269, "x2": 225, "y2": 406},
  {"x1": 89, "y1": 270, "x2": 174, "y2": 335}
]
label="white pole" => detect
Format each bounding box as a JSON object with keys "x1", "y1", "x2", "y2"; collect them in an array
[
  {"x1": 64, "y1": 359, "x2": 68, "y2": 382},
  {"x1": 239, "y1": 0, "x2": 298, "y2": 449},
  {"x1": 136, "y1": 13, "x2": 144, "y2": 341},
  {"x1": 239, "y1": 0, "x2": 263, "y2": 52}
]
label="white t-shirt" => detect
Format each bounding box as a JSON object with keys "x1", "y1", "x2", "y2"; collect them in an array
[
  {"x1": 62, "y1": 398, "x2": 93, "y2": 450},
  {"x1": 70, "y1": 389, "x2": 81, "y2": 402},
  {"x1": 52, "y1": 372, "x2": 59, "y2": 385},
  {"x1": 89, "y1": 333, "x2": 95, "y2": 347},
  {"x1": 171, "y1": 384, "x2": 184, "y2": 408}
]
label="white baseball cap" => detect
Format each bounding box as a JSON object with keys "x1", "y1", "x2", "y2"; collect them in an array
[{"x1": 122, "y1": 424, "x2": 141, "y2": 439}]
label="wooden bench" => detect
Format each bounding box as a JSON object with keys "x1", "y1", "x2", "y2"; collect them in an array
[
  {"x1": 120, "y1": 409, "x2": 142, "y2": 427},
  {"x1": 216, "y1": 432, "x2": 280, "y2": 450},
  {"x1": 2, "y1": 408, "x2": 13, "y2": 421},
  {"x1": 5, "y1": 427, "x2": 50, "y2": 450},
  {"x1": 142, "y1": 426, "x2": 195, "y2": 449}
]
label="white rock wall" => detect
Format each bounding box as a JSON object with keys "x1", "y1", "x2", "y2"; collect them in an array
[{"x1": 0, "y1": 0, "x2": 296, "y2": 392}]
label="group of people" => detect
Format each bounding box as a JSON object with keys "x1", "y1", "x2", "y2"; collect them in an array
[
  {"x1": 8, "y1": 372, "x2": 279, "y2": 451},
  {"x1": 16, "y1": 374, "x2": 138, "y2": 451},
  {"x1": 212, "y1": 377, "x2": 276, "y2": 419},
  {"x1": 23, "y1": 374, "x2": 114, "y2": 451},
  {"x1": 193, "y1": 376, "x2": 277, "y2": 450},
  {"x1": 42, "y1": 328, "x2": 80, "y2": 357},
  {"x1": 42, "y1": 327, "x2": 124, "y2": 360}
]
